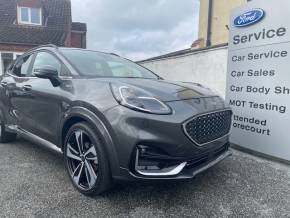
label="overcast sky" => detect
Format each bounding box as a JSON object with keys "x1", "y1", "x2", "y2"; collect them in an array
[{"x1": 71, "y1": 0, "x2": 200, "y2": 61}]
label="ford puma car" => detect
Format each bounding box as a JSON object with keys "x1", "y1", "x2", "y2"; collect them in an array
[{"x1": 0, "y1": 45, "x2": 232, "y2": 195}]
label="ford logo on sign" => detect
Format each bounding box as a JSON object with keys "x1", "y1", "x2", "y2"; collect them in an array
[{"x1": 234, "y1": 8, "x2": 265, "y2": 27}]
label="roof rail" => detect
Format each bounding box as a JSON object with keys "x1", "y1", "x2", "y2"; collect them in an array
[
  {"x1": 109, "y1": 53, "x2": 119, "y2": 57},
  {"x1": 27, "y1": 44, "x2": 58, "y2": 53}
]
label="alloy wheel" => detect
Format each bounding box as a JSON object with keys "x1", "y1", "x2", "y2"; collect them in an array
[{"x1": 66, "y1": 130, "x2": 99, "y2": 190}]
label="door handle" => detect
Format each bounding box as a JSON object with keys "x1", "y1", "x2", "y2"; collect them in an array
[
  {"x1": 22, "y1": 85, "x2": 32, "y2": 91},
  {"x1": 0, "y1": 82, "x2": 8, "y2": 88}
]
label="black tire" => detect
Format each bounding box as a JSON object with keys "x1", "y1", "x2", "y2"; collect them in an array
[
  {"x1": 63, "y1": 122, "x2": 112, "y2": 196},
  {"x1": 0, "y1": 119, "x2": 17, "y2": 143}
]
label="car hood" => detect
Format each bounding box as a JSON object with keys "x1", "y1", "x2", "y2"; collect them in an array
[{"x1": 100, "y1": 78, "x2": 220, "y2": 102}]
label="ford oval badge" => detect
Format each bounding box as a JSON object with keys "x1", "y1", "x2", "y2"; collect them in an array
[{"x1": 234, "y1": 8, "x2": 265, "y2": 27}]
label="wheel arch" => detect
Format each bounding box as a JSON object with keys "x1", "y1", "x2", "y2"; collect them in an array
[{"x1": 60, "y1": 106, "x2": 120, "y2": 177}]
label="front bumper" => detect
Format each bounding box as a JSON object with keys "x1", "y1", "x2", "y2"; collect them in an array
[
  {"x1": 115, "y1": 143, "x2": 231, "y2": 181},
  {"x1": 103, "y1": 98, "x2": 232, "y2": 181}
]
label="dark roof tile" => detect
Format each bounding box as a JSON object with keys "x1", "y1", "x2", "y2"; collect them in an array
[
  {"x1": 0, "y1": 0, "x2": 71, "y2": 46},
  {"x1": 72, "y1": 22, "x2": 87, "y2": 32}
]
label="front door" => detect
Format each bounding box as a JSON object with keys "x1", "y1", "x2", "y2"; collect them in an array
[{"x1": 7, "y1": 51, "x2": 70, "y2": 144}]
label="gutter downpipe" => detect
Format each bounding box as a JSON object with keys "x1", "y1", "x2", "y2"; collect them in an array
[{"x1": 206, "y1": 0, "x2": 213, "y2": 47}]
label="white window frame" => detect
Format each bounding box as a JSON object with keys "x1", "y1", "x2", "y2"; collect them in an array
[
  {"x1": 0, "y1": 51, "x2": 22, "y2": 75},
  {"x1": 0, "y1": 52, "x2": 3, "y2": 76},
  {"x1": 17, "y1": 6, "x2": 42, "y2": 26}
]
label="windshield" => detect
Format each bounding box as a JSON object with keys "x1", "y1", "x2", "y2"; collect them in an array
[{"x1": 60, "y1": 49, "x2": 159, "y2": 79}]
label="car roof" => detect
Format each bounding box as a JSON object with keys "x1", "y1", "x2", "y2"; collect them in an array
[{"x1": 30, "y1": 44, "x2": 120, "y2": 57}]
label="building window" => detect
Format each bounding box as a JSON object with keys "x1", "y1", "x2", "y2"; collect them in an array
[{"x1": 18, "y1": 7, "x2": 42, "y2": 25}]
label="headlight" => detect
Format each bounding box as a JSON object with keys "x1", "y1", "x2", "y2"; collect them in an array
[{"x1": 110, "y1": 83, "x2": 171, "y2": 114}]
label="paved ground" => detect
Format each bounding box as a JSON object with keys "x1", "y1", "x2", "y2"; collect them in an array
[{"x1": 1, "y1": 138, "x2": 290, "y2": 218}]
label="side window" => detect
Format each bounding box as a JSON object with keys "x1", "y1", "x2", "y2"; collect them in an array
[
  {"x1": 12, "y1": 55, "x2": 34, "y2": 77},
  {"x1": 32, "y1": 52, "x2": 62, "y2": 75}
]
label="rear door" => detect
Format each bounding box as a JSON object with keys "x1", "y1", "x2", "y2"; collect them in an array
[{"x1": 0, "y1": 53, "x2": 35, "y2": 127}]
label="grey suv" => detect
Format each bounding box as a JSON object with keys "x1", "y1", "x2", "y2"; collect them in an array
[{"x1": 0, "y1": 45, "x2": 232, "y2": 195}]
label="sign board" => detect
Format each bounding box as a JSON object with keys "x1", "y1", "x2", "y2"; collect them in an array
[{"x1": 226, "y1": 0, "x2": 290, "y2": 161}]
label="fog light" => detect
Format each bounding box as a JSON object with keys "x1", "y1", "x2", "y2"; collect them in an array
[{"x1": 134, "y1": 145, "x2": 187, "y2": 177}]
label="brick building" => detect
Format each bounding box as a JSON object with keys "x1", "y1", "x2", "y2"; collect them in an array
[{"x1": 0, "y1": 0, "x2": 87, "y2": 75}]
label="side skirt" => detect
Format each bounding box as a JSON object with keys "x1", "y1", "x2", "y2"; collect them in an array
[{"x1": 6, "y1": 125, "x2": 62, "y2": 155}]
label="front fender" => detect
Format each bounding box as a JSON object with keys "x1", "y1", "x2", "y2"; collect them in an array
[{"x1": 60, "y1": 106, "x2": 120, "y2": 178}]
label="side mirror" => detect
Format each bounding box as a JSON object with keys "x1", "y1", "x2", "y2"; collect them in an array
[{"x1": 34, "y1": 66, "x2": 61, "y2": 87}]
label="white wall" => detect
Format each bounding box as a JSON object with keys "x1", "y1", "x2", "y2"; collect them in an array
[{"x1": 140, "y1": 46, "x2": 228, "y2": 98}]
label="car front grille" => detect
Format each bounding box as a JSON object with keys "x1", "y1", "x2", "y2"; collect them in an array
[{"x1": 183, "y1": 109, "x2": 232, "y2": 146}]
